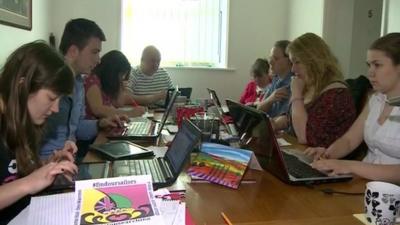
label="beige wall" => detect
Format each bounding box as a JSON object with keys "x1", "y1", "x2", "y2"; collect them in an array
[
  {"x1": 287, "y1": 0, "x2": 324, "y2": 40},
  {"x1": 0, "y1": 0, "x2": 51, "y2": 66}
]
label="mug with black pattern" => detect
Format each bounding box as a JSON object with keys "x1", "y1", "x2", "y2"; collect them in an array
[{"x1": 365, "y1": 181, "x2": 400, "y2": 225}]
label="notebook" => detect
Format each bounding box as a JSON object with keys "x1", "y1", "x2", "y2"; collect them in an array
[
  {"x1": 89, "y1": 140, "x2": 154, "y2": 160},
  {"x1": 112, "y1": 119, "x2": 202, "y2": 189},
  {"x1": 107, "y1": 90, "x2": 178, "y2": 142},
  {"x1": 225, "y1": 99, "x2": 352, "y2": 184},
  {"x1": 206, "y1": 88, "x2": 238, "y2": 136}
]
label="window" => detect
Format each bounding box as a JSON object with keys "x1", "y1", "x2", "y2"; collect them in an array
[{"x1": 121, "y1": 0, "x2": 228, "y2": 68}]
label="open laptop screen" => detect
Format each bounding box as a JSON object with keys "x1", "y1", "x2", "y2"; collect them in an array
[
  {"x1": 207, "y1": 88, "x2": 223, "y2": 109},
  {"x1": 165, "y1": 120, "x2": 201, "y2": 174},
  {"x1": 156, "y1": 90, "x2": 178, "y2": 132}
]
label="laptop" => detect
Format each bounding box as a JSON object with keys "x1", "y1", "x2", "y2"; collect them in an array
[
  {"x1": 225, "y1": 99, "x2": 352, "y2": 184},
  {"x1": 90, "y1": 140, "x2": 154, "y2": 160},
  {"x1": 206, "y1": 88, "x2": 238, "y2": 136},
  {"x1": 164, "y1": 87, "x2": 192, "y2": 108},
  {"x1": 107, "y1": 90, "x2": 178, "y2": 142},
  {"x1": 112, "y1": 119, "x2": 202, "y2": 189}
]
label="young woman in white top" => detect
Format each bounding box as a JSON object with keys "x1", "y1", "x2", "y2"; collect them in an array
[{"x1": 306, "y1": 33, "x2": 400, "y2": 183}]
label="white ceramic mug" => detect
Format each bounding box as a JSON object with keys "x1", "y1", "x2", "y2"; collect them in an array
[{"x1": 365, "y1": 181, "x2": 400, "y2": 225}]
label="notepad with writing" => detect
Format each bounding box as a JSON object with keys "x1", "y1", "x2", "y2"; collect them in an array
[{"x1": 187, "y1": 142, "x2": 252, "y2": 189}]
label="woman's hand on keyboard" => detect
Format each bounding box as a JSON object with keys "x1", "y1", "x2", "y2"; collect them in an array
[
  {"x1": 304, "y1": 147, "x2": 329, "y2": 162},
  {"x1": 311, "y1": 159, "x2": 353, "y2": 176}
]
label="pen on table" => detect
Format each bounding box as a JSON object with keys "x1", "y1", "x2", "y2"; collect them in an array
[{"x1": 221, "y1": 212, "x2": 233, "y2": 225}]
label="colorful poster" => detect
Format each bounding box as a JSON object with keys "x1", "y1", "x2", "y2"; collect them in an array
[
  {"x1": 187, "y1": 142, "x2": 252, "y2": 189},
  {"x1": 73, "y1": 175, "x2": 165, "y2": 225}
]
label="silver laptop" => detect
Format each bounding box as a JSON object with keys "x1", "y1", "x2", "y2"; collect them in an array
[
  {"x1": 107, "y1": 90, "x2": 178, "y2": 142},
  {"x1": 225, "y1": 99, "x2": 352, "y2": 184}
]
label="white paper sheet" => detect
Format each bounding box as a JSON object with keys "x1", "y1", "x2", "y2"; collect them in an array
[{"x1": 27, "y1": 192, "x2": 74, "y2": 225}]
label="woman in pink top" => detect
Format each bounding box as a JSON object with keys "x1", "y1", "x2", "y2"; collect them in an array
[
  {"x1": 239, "y1": 58, "x2": 271, "y2": 106},
  {"x1": 84, "y1": 50, "x2": 145, "y2": 119}
]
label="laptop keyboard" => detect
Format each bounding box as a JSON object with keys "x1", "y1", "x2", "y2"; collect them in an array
[
  {"x1": 113, "y1": 159, "x2": 166, "y2": 183},
  {"x1": 127, "y1": 120, "x2": 152, "y2": 135},
  {"x1": 282, "y1": 152, "x2": 327, "y2": 178}
]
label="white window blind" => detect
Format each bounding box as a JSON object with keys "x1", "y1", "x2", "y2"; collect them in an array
[{"x1": 121, "y1": 0, "x2": 228, "y2": 68}]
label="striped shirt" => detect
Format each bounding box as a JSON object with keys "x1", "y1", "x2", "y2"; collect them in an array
[{"x1": 128, "y1": 66, "x2": 173, "y2": 95}]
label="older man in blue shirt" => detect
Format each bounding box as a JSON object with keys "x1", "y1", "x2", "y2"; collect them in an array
[{"x1": 258, "y1": 40, "x2": 293, "y2": 118}]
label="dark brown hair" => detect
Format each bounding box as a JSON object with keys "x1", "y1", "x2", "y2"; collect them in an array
[
  {"x1": 0, "y1": 41, "x2": 74, "y2": 176},
  {"x1": 93, "y1": 50, "x2": 131, "y2": 100},
  {"x1": 369, "y1": 33, "x2": 400, "y2": 65},
  {"x1": 59, "y1": 18, "x2": 106, "y2": 55}
]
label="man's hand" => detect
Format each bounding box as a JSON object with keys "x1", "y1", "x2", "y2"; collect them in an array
[
  {"x1": 98, "y1": 114, "x2": 129, "y2": 130},
  {"x1": 266, "y1": 86, "x2": 289, "y2": 103}
]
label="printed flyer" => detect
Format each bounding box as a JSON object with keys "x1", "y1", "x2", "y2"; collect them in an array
[{"x1": 73, "y1": 175, "x2": 165, "y2": 225}]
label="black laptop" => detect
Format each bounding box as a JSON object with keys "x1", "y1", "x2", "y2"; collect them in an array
[
  {"x1": 112, "y1": 119, "x2": 202, "y2": 189},
  {"x1": 206, "y1": 88, "x2": 237, "y2": 136},
  {"x1": 225, "y1": 99, "x2": 352, "y2": 185},
  {"x1": 107, "y1": 90, "x2": 178, "y2": 142}
]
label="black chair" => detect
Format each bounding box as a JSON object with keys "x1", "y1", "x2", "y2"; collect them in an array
[
  {"x1": 345, "y1": 75, "x2": 372, "y2": 115},
  {"x1": 344, "y1": 75, "x2": 372, "y2": 160}
]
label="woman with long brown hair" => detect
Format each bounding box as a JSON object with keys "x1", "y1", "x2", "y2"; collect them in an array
[{"x1": 0, "y1": 41, "x2": 77, "y2": 223}]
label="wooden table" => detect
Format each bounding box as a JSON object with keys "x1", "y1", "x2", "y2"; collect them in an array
[{"x1": 84, "y1": 131, "x2": 367, "y2": 225}]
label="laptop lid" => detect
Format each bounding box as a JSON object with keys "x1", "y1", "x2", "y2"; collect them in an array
[
  {"x1": 157, "y1": 89, "x2": 179, "y2": 133},
  {"x1": 165, "y1": 87, "x2": 192, "y2": 108},
  {"x1": 225, "y1": 99, "x2": 352, "y2": 184},
  {"x1": 207, "y1": 88, "x2": 223, "y2": 110},
  {"x1": 164, "y1": 119, "x2": 202, "y2": 177}
]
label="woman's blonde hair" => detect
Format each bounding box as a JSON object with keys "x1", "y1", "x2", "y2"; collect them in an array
[{"x1": 287, "y1": 33, "x2": 343, "y2": 100}]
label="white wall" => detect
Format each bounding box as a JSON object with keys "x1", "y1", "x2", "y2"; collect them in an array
[
  {"x1": 323, "y1": 0, "x2": 383, "y2": 78},
  {"x1": 348, "y1": 0, "x2": 382, "y2": 77},
  {"x1": 386, "y1": 0, "x2": 400, "y2": 33},
  {"x1": 287, "y1": 0, "x2": 324, "y2": 40},
  {"x1": 49, "y1": 0, "x2": 289, "y2": 101},
  {"x1": 0, "y1": 0, "x2": 51, "y2": 66},
  {"x1": 49, "y1": 0, "x2": 121, "y2": 55}
]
